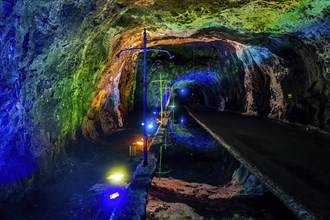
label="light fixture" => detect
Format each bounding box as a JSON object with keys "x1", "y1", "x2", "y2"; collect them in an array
[
  {"x1": 104, "y1": 186, "x2": 125, "y2": 208},
  {"x1": 106, "y1": 166, "x2": 128, "y2": 184},
  {"x1": 109, "y1": 192, "x2": 120, "y2": 200},
  {"x1": 107, "y1": 173, "x2": 124, "y2": 182}
]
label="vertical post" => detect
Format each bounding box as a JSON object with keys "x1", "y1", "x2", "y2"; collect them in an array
[
  {"x1": 143, "y1": 29, "x2": 148, "y2": 166},
  {"x1": 158, "y1": 145, "x2": 163, "y2": 180},
  {"x1": 172, "y1": 95, "x2": 175, "y2": 122},
  {"x1": 160, "y1": 72, "x2": 163, "y2": 126}
]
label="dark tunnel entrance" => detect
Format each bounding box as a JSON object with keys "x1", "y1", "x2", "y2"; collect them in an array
[
  {"x1": 130, "y1": 42, "x2": 222, "y2": 118},
  {"x1": 173, "y1": 84, "x2": 206, "y2": 106}
]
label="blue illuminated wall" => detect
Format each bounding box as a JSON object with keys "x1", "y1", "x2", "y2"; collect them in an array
[{"x1": 0, "y1": 0, "x2": 36, "y2": 185}]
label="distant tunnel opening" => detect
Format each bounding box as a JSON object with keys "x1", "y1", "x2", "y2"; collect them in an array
[{"x1": 173, "y1": 84, "x2": 206, "y2": 106}]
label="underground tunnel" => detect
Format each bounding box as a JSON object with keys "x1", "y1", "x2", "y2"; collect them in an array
[{"x1": 1, "y1": 0, "x2": 330, "y2": 219}]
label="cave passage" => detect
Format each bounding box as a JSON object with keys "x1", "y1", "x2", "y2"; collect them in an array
[
  {"x1": 147, "y1": 106, "x2": 296, "y2": 219},
  {"x1": 1, "y1": 1, "x2": 330, "y2": 219}
]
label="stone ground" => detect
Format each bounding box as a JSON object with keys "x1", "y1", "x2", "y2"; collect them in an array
[
  {"x1": 146, "y1": 110, "x2": 296, "y2": 220},
  {"x1": 146, "y1": 177, "x2": 295, "y2": 220}
]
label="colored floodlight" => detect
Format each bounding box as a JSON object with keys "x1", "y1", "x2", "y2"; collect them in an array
[
  {"x1": 106, "y1": 166, "x2": 128, "y2": 184},
  {"x1": 107, "y1": 173, "x2": 124, "y2": 182},
  {"x1": 109, "y1": 192, "x2": 120, "y2": 200},
  {"x1": 104, "y1": 186, "x2": 126, "y2": 208},
  {"x1": 148, "y1": 123, "x2": 154, "y2": 129}
]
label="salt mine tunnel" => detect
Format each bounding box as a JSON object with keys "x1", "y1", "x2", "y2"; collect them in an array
[{"x1": 1, "y1": 0, "x2": 330, "y2": 219}]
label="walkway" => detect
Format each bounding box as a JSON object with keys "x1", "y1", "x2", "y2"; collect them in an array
[
  {"x1": 188, "y1": 106, "x2": 330, "y2": 220},
  {"x1": 110, "y1": 125, "x2": 166, "y2": 220}
]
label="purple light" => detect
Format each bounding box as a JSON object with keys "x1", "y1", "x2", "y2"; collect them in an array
[
  {"x1": 104, "y1": 186, "x2": 125, "y2": 208},
  {"x1": 110, "y1": 192, "x2": 120, "y2": 199},
  {"x1": 162, "y1": 90, "x2": 171, "y2": 108}
]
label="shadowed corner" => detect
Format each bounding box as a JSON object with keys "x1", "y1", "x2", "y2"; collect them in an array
[{"x1": 0, "y1": 144, "x2": 37, "y2": 186}]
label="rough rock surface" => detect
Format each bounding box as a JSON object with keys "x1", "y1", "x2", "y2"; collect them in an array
[{"x1": 1, "y1": 0, "x2": 329, "y2": 201}]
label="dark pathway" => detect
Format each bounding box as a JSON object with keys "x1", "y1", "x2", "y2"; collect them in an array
[
  {"x1": 188, "y1": 106, "x2": 330, "y2": 219},
  {"x1": 1, "y1": 127, "x2": 142, "y2": 220}
]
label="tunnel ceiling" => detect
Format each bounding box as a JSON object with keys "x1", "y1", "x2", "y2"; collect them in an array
[{"x1": 1, "y1": 0, "x2": 330, "y2": 187}]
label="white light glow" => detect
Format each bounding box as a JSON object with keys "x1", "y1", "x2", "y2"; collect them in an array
[{"x1": 110, "y1": 192, "x2": 120, "y2": 199}]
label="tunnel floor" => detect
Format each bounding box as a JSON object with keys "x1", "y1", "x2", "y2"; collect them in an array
[
  {"x1": 1, "y1": 124, "x2": 142, "y2": 220},
  {"x1": 188, "y1": 106, "x2": 330, "y2": 219},
  {"x1": 147, "y1": 107, "x2": 296, "y2": 220}
]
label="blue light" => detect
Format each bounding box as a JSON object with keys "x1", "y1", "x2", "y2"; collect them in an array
[
  {"x1": 179, "y1": 88, "x2": 188, "y2": 96},
  {"x1": 168, "y1": 121, "x2": 216, "y2": 149},
  {"x1": 0, "y1": 142, "x2": 37, "y2": 185},
  {"x1": 146, "y1": 118, "x2": 157, "y2": 135},
  {"x1": 162, "y1": 90, "x2": 171, "y2": 108},
  {"x1": 110, "y1": 192, "x2": 120, "y2": 199},
  {"x1": 104, "y1": 186, "x2": 126, "y2": 208},
  {"x1": 297, "y1": 17, "x2": 330, "y2": 39},
  {"x1": 172, "y1": 69, "x2": 219, "y2": 86}
]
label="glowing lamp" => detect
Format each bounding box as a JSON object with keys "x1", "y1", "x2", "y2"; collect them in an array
[
  {"x1": 107, "y1": 173, "x2": 124, "y2": 182},
  {"x1": 179, "y1": 88, "x2": 187, "y2": 96},
  {"x1": 144, "y1": 118, "x2": 157, "y2": 135},
  {"x1": 109, "y1": 192, "x2": 120, "y2": 200},
  {"x1": 106, "y1": 166, "x2": 128, "y2": 184},
  {"x1": 104, "y1": 186, "x2": 125, "y2": 208},
  {"x1": 179, "y1": 115, "x2": 185, "y2": 124}
]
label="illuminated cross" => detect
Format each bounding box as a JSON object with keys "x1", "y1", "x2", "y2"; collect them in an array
[{"x1": 151, "y1": 75, "x2": 171, "y2": 126}]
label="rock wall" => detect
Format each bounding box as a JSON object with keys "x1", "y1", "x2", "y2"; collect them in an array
[
  {"x1": 232, "y1": 164, "x2": 266, "y2": 196},
  {"x1": 0, "y1": 0, "x2": 112, "y2": 197},
  {"x1": 0, "y1": 0, "x2": 329, "y2": 200},
  {"x1": 216, "y1": 36, "x2": 330, "y2": 130}
]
